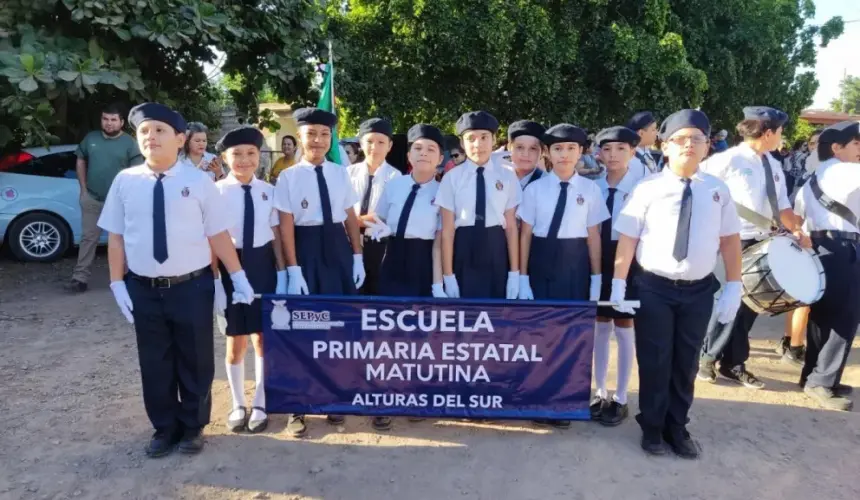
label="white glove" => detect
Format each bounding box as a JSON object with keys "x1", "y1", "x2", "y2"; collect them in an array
[
  {"x1": 589, "y1": 274, "x2": 602, "y2": 302},
  {"x1": 610, "y1": 278, "x2": 635, "y2": 315},
  {"x1": 431, "y1": 283, "x2": 447, "y2": 298},
  {"x1": 287, "y1": 266, "x2": 309, "y2": 295},
  {"x1": 275, "y1": 270, "x2": 287, "y2": 294},
  {"x1": 365, "y1": 218, "x2": 392, "y2": 242},
  {"x1": 214, "y1": 277, "x2": 228, "y2": 314},
  {"x1": 716, "y1": 281, "x2": 743, "y2": 324},
  {"x1": 518, "y1": 274, "x2": 534, "y2": 300},
  {"x1": 443, "y1": 274, "x2": 460, "y2": 298},
  {"x1": 230, "y1": 270, "x2": 256, "y2": 305},
  {"x1": 506, "y1": 271, "x2": 520, "y2": 299},
  {"x1": 110, "y1": 281, "x2": 134, "y2": 324},
  {"x1": 353, "y1": 254, "x2": 366, "y2": 289}
]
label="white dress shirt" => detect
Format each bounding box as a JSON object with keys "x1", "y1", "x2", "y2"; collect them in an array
[
  {"x1": 518, "y1": 172, "x2": 609, "y2": 238},
  {"x1": 594, "y1": 167, "x2": 647, "y2": 242},
  {"x1": 615, "y1": 168, "x2": 741, "y2": 281},
  {"x1": 346, "y1": 161, "x2": 401, "y2": 216},
  {"x1": 215, "y1": 174, "x2": 279, "y2": 249},
  {"x1": 794, "y1": 158, "x2": 860, "y2": 233},
  {"x1": 518, "y1": 169, "x2": 544, "y2": 190},
  {"x1": 274, "y1": 159, "x2": 359, "y2": 226},
  {"x1": 434, "y1": 159, "x2": 522, "y2": 229},
  {"x1": 98, "y1": 161, "x2": 231, "y2": 278},
  {"x1": 376, "y1": 175, "x2": 441, "y2": 240},
  {"x1": 700, "y1": 143, "x2": 790, "y2": 240}
]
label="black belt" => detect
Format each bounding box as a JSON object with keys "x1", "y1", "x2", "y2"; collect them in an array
[
  {"x1": 642, "y1": 270, "x2": 710, "y2": 287},
  {"x1": 810, "y1": 230, "x2": 860, "y2": 242},
  {"x1": 128, "y1": 267, "x2": 208, "y2": 288}
]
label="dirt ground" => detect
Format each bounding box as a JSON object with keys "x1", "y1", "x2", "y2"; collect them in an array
[{"x1": 1, "y1": 252, "x2": 858, "y2": 500}]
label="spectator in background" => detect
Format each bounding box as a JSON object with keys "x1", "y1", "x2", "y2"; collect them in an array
[
  {"x1": 65, "y1": 103, "x2": 144, "y2": 293},
  {"x1": 443, "y1": 135, "x2": 466, "y2": 174},
  {"x1": 712, "y1": 129, "x2": 729, "y2": 154},
  {"x1": 181, "y1": 122, "x2": 225, "y2": 181},
  {"x1": 268, "y1": 134, "x2": 297, "y2": 183},
  {"x1": 343, "y1": 142, "x2": 364, "y2": 165},
  {"x1": 783, "y1": 129, "x2": 822, "y2": 196}
]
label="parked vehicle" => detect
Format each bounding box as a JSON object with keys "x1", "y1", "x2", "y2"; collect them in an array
[{"x1": 0, "y1": 145, "x2": 107, "y2": 262}]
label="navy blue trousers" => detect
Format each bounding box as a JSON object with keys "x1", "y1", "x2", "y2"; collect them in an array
[{"x1": 126, "y1": 269, "x2": 215, "y2": 433}]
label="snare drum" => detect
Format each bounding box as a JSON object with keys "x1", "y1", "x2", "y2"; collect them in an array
[{"x1": 740, "y1": 236, "x2": 826, "y2": 315}]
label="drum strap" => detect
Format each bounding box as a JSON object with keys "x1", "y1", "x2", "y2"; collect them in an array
[
  {"x1": 734, "y1": 202, "x2": 778, "y2": 231},
  {"x1": 810, "y1": 173, "x2": 858, "y2": 228}
]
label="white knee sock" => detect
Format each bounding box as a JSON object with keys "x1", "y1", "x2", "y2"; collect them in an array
[
  {"x1": 593, "y1": 322, "x2": 613, "y2": 399},
  {"x1": 613, "y1": 326, "x2": 636, "y2": 404},
  {"x1": 251, "y1": 356, "x2": 266, "y2": 420},
  {"x1": 226, "y1": 359, "x2": 245, "y2": 410}
]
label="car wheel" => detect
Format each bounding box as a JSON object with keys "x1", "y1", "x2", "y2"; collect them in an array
[{"x1": 7, "y1": 212, "x2": 70, "y2": 262}]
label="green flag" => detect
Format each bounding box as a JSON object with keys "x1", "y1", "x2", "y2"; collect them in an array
[{"x1": 316, "y1": 59, "x2": 341, "y2": 165}]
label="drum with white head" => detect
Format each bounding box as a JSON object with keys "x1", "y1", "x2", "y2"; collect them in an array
[{"x1": 740, "y1": 236, "x2": 825, "y2": 315}]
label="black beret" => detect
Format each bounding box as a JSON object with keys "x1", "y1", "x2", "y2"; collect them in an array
[
  {"x1": 659, "y1": 109, "x2": 711, "y2": 141},
  {"x1": 507, "y1": 120, "x2": 546, "y2": 142},
  {"x1": 595, "y1": 126, "x2": 641, "y2": 147},
  {"x1": 293, "y1": 107, "x2": 337, "y2": 128},
  {"x1": 819, "y1": 120, "x2": 860, "y2": 145},
  {"x1": 128, "y1": 103, "x2": 186, "y2": 133},
  {"x1": 544, "y1": 124, "x2": 587, "y2": 146},
  {"x1": 407, "y1": 124, "x2": 445, "y2": 150},
  {"x1": 626, "y1": 111, "x2": 656, "y2": 131},
  {"x1": 358, "y1": 118, "x2": 393, "y2": 139},
  {"x1": 215, "y1": 126, "x2": 265, "y2": 153},
  {"x1": 742, "y1": 106, "x2": 788, "y2": 126},
  {"x1": 455, "y1": 111, "x2": 499, "y2": 135}
]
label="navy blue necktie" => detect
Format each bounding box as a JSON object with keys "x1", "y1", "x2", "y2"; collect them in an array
[
  {"x1": 673, "y1": 178, "x2": 693, "y2": 261},
  {"x1": 396, "y1": 183, "x2": 421, "y2": 239},
  {"x1": 602, "y1": 187, "x2": 617, "y2": 248},
  {"x1": 760, "y1": 154, "x2": 780, "y2": 224},
  {"x1": 360, "y1": 174, "x2": 374, "y2": 216},
  {"x1": 315, "y1": 165, "x2": 338, "y2": 265},
  {"x1": 315, "y1": 165, "x2": 334, "y2": 225},
  {"x1": 547, "y1": 181, "x2": 569, "y2": 240},
  {"x1": 153, "y1": 173, "x2": 168, "y2": 263},
  {"x1": 242, "y1": 184, "x2": 254, "y2": 259},
  {"x1": 475, "y1": 167, "x2": 486, "y2": 229}
]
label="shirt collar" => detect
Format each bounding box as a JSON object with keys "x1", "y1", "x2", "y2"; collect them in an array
[
  {"x1": 661, "y1": 166, "x2": 703, "y2": 183},
  {"x1": 549, "y1": 170, "x2": 578, "y2": 185},
  {"x1": 146, "y1": 160, "x2": 183, "y2": 178}
]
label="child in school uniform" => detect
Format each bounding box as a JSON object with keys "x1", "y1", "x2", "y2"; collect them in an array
[
  {"x1": 435, "y1": 111, "x2": 522, "y2": 299},
  {"x1": 591, "y1": 126, "x2": 647, "y2": 427},
  {"x1": 273, "y1": 107, "x2": 366, "y2": 437},
  {"x1": 517, "y1": 124, "x2": 609, "y2": 428},
  {"x1": 212, "y1": 127, "x2": 287, "y2": 434}
]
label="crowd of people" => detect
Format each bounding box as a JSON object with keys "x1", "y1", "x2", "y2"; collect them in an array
[{"x1": 63, "y1": 100, "x2": 860, "y2": 463}]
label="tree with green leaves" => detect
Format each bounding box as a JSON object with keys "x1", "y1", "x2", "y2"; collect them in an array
[
  {"x1": 0, "y1": 0, "x2": 325, "y2": 147},
  {"x1": 830, "y1": 75, "x2": 860, "y2": 114}
]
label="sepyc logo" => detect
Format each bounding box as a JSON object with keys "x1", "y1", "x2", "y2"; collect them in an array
[{"x1": 288, "y1": 309, "x2": 345, "y2": 330}]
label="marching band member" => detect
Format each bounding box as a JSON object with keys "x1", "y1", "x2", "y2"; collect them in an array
[
  {"x1": 98, "y1": 103, "x2": 255, "y2": 457},
  {"x1": 347, "y1": 118, "x2": 400, "y2": 295},
  {"x1": 626, "y1": 111, "x2": 660, "y2": 175},
  {"x1": 697, "y1": 107, "x2": 810, "y2": 389},
  {"x1": 362, "y1": 124, "x2": 448, "y2": 430},
  {"x1": 518, "y1": 123, "x2": 608, "y2": 428},
  {"x1": 274, "y1": 107, "x2": 365, "y2": 437},
  {"x1": 613, "y1": 109, "x2": 743, "y2": 459},
  {"x1": 212, "y1": 127, "x2": 287, "y2": 434},
  {"x1": 590, "y1": 126, "x2": 645, "y2": 426},
  {"x1": 435, "y1": 111, "x2": 521, "y2": 299},
  {"x1": 794, "y1": 120, "x2": 860, "y2": 411},
  {"x1": 506, "y1": 120, "x2": 546, "y2": 189}
]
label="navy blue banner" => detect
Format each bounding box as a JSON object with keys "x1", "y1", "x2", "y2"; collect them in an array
[{"x1": 262, "y1": 296, "x2": 596, "y2": 420}]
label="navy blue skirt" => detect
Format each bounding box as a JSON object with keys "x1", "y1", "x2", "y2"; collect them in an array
[
  {"x1": 360, "y1": 234, "x2": 386, "y2": 295},
  {"x1": 295, "y1": 224, "x2": 356, "y2": 295},
  {"x1": 453, "y1": 225, "x2": 508, "y2": 299},
  {"x1": 220, "y1": 241, "x2": 277, "y2": 336},
  {"x1": 597, "y1": 240, "x2": 640, "y2": 318},
  {"x1": 528, "y1": 236, "x2": 589, "y2": 300},
  {"x1": 378, "y1": 236, "x2": 434, "y2": 297}
]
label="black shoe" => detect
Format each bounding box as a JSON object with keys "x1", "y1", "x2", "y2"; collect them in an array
[
  {"x1": 804, "y1": 385, "x2": 853, "y2": 411},
  {"x1": 640, "y1": 431, "x2": 668, "y2": 456},
  {"x1": 247, "y1": 407, "x2": 268, "y2": 434},
  {"x1": 227, "y1": 406, "x2": 247, "y2": 433},
  {"x1": 599, "y1": 401, "x2": 629, "y2": 427},
  {"x1": 590, "y1": 396, "x2": 607, "y2": 420},
  {"x1": 718, "y1": 365, "x2": 765, "y2": 389},
  {"x1": 697, "y1": 359, "x2": 717, "y2": 383},
  {"x1": 549, "y1": 420, "x2": 571, "y2": 429},
  {"x1": 833, "y1": 384, "x2": 854, "y2": 397},
  {"x1": 371, "y1": 416, "x2": 391, "y2": 431},
  {"x1": 64, "y1": 280, "x2": 87, "y2": 293},
  {"x1": 286, "y1": 414, "x2": 307, "y2": 437},
  {"x1": 326, "y1": 414, "x2": 345, "y2": 426},
  {"x1": 178, "y1": 428, "x2": 204, "y2": 455},
  {"x1": 407, "y1": 417, "x2": 425, "y2": 422},
  {"x1": 663, "y1": 429, "x2": 701, "y2": 459},
  {"x1": 532, "y1": 419, "x2": 551, "y2": 427},
  {"x1": 774, "y1": 337, "x2": 790, "y2": 356},
  {"x1": 781, "y1": 346, "x2": 805, "y2": 368},
  {"x1": 145, "y1": 429, "x2": 181, "y2": 458}
]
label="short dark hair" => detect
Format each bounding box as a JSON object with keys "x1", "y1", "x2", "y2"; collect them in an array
[
  {"x1": 809, "y1": 129, "x2": 824, "y2": 140},
  {"x1": 735, "y1": 118, "x2": 783, "y2": 139},
  {"x1": 819, "y1": 130, "x2": 860, "y2": 161},
  {"x1": 282, "y1": 135, "x2": 296, "y2": 147},
  {"x1": 102, "y1": 103, "x2": 123, "y2": 117}
]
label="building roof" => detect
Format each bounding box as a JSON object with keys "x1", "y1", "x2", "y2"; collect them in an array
[{"x1": 800, "y1": 109, "x2": 860, "y2": 125}]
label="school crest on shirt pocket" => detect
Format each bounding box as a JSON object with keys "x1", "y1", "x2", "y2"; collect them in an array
[
  {"x1": 774, "y1": 174, "x2": 780, "y2": 182},
  {"x1": 495, "y1": 180, "x2": 503, "y2": 191},
  {"x1": 713, "y1": 191, "x2": 721, "y2": 202},
  {"x1": 261, "y1": 192, "x2": 268, "y2": 201},
  {"x1": 576, "y1": 194, "x2": 584, "y2": 205},
  {"x1": 301, "y1": 198, "x2": 308, "y2": 209},
  {"x1": 181, "y1": 187, "x2": 190, "y2": 197}
]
